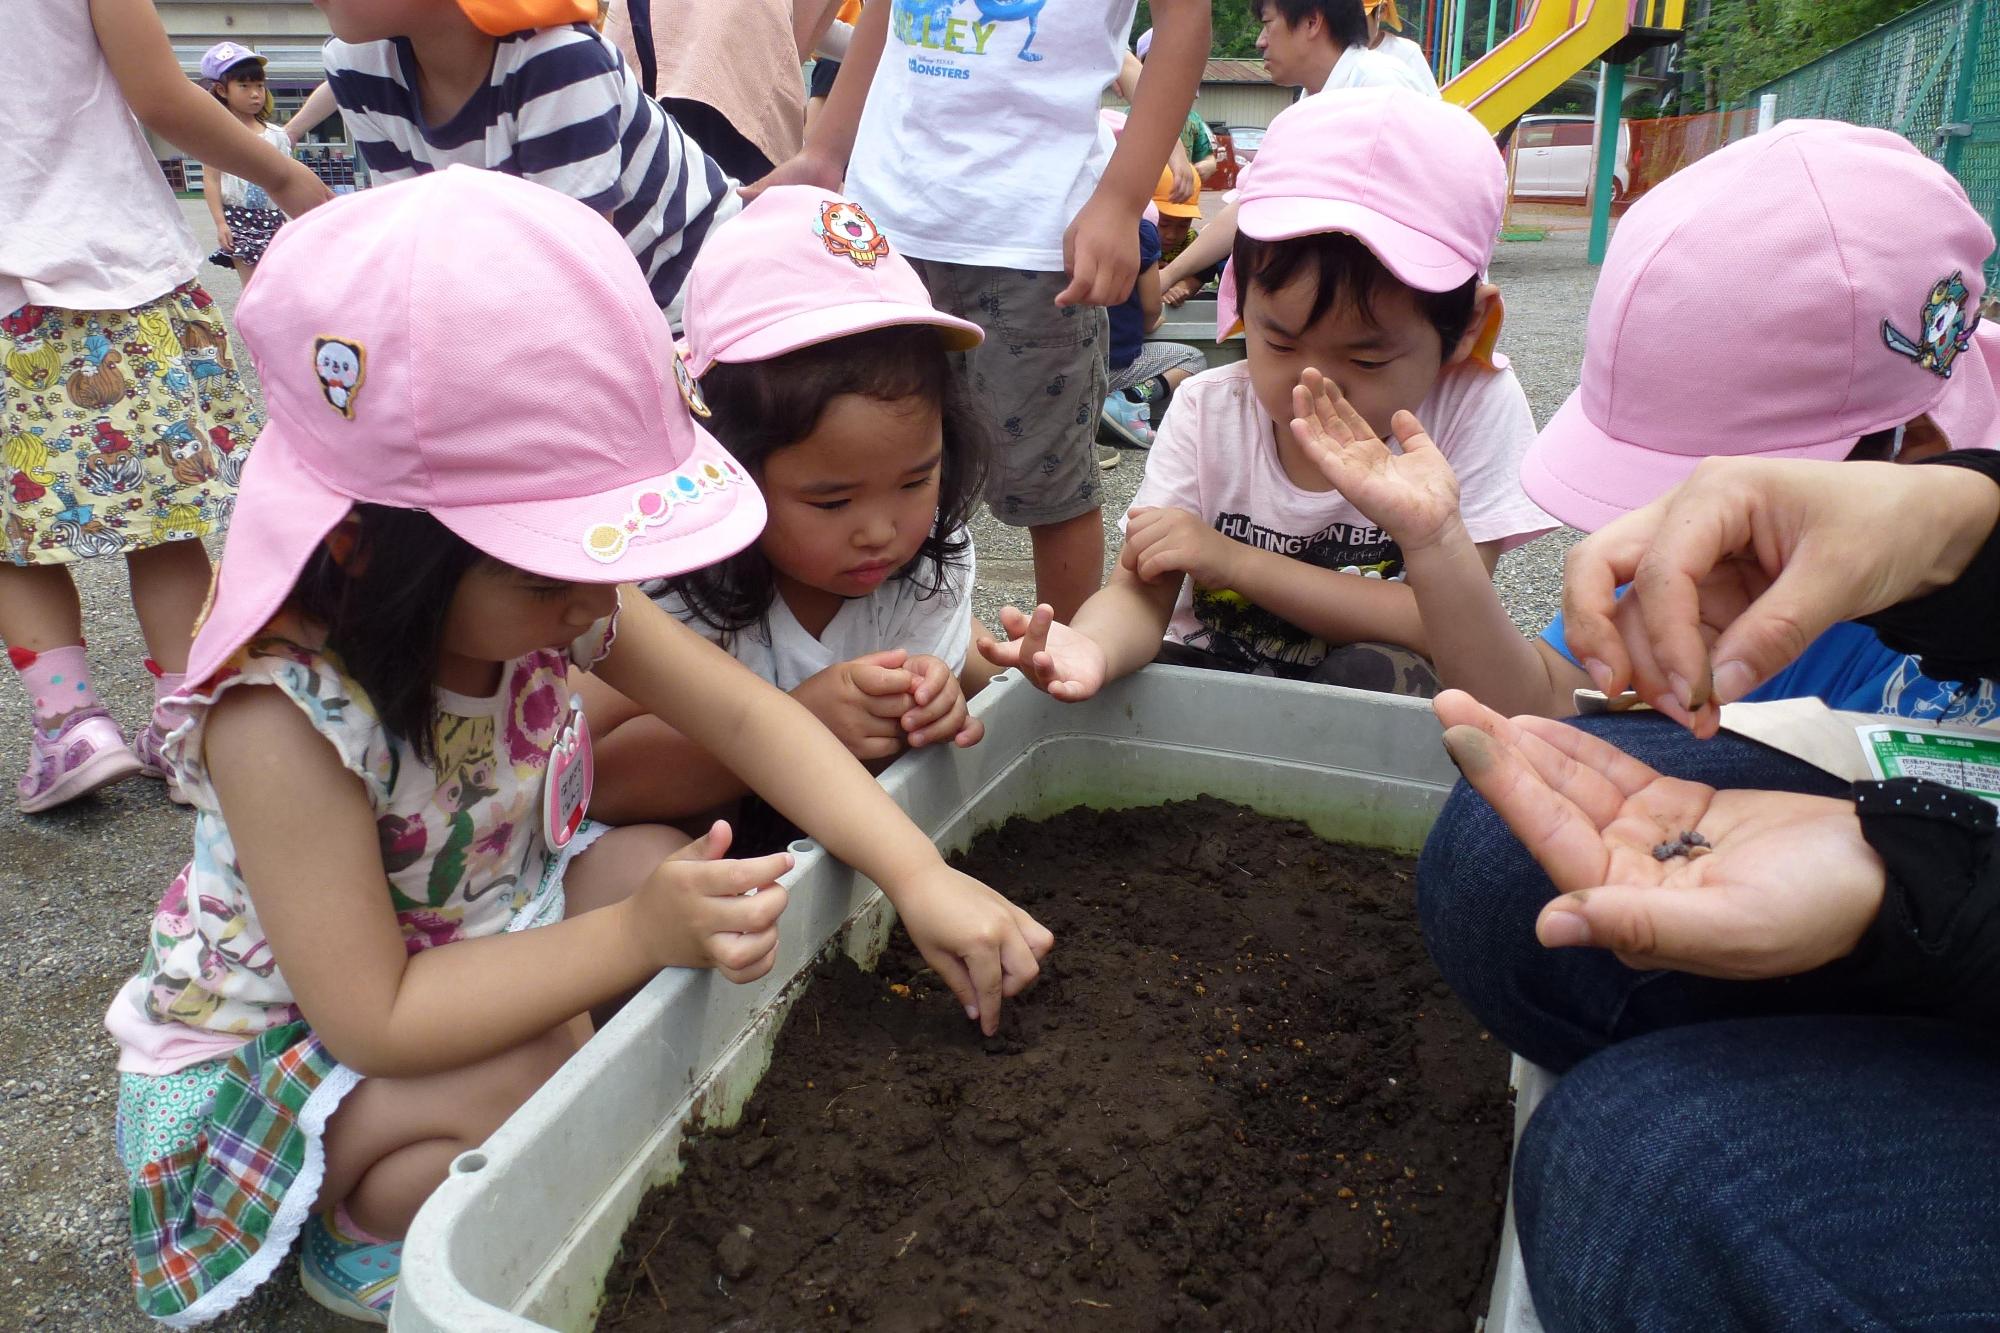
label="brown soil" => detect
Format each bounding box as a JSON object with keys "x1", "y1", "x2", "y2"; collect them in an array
[{"x1": 599, "y1": 798, "x2": 1512, "y2": 1333}]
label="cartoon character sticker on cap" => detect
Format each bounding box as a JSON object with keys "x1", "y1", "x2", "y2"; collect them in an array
[
  {"x1": 815, "y1": 200, "x2": 891, "y2": 268},
  {"x1": 313, "y1": 336, "x2": 367, "y2": 418},
  {"x1": 671, "y1": 345, "x2": 710, "y2": 419},
  {"x1": 1883, "y1": 272, "x2": 1979, "y2": 378}
]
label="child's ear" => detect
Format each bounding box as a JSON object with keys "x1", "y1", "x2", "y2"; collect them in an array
[
  {"x1": 1445, "y1": 283, "x2": 1502, "y2": 367},
  {"x1": 325, "y1": 516, "x2": 363, "y2": 570},
  {"x1": 1897, "y1": 413, "x2": 1951, "y2": 463}
]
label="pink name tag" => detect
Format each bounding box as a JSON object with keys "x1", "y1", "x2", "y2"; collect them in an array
[{"x1": 543, "y1": 694, "x2": 593, "y2": 851}]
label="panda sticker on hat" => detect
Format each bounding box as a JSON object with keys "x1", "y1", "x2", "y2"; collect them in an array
[{"x1": 312, "y1": 337, "x2": 366, "y2": 419}]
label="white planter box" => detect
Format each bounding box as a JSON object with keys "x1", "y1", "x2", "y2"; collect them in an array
[{"x1": 391, "y1": 666, "x2": 1540, "y2": 1331}]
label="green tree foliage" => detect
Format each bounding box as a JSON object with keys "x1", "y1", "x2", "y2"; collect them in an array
[
  {"x1": 1131, "y1": 0, "x2": 1267, "y2": 57},
  {"x1": 1683, "y1": 0, "x2": 1940, "y2": 108}
]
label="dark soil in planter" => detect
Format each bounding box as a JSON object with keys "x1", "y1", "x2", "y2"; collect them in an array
[{"x1": 600, "y1": 798, "x2": 1512, "y2": 1332}]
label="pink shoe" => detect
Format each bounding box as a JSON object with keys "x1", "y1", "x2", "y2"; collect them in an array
[
  {"x1": 131, "y1": 712, "x2": 191, "y2": 806},
  {"x1": 16, "y1": 712, "x2": 144, "y2": 814}
]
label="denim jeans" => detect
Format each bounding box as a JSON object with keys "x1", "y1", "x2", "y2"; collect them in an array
[{"x1": 1418, "y1": 713, "x2": 2000, "y2": 1332}]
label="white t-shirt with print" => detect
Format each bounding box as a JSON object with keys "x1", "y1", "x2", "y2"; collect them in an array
[
  {"x1": 1127, "y1": 361, "x2": 1550, "y2": 672},
  {"x1": 1320, "y1": 43, "x2": 1441, "y2": 98},
  {"x1": 847, "y1": 1, "x2": 1139, "y2": 269},
  {"x1": 657, "y1": 537, "x2": 975, "y2": 692}
]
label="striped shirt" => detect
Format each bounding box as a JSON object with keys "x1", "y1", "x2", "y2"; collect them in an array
[{"x1": 324, "y1": 24, "x2": 736, "y2": 309}]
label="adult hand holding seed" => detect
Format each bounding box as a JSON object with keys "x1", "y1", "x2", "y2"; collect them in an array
[
  {"x1": 1561, "y1": 456, "x2": 2000, "y2": 737},
  {"x1": 1433, "y1": 690, "x2": 1887, "y2": 979}
]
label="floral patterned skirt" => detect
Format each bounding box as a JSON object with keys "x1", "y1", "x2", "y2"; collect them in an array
[{"x1": 1, "y1": 282, "x2": 261, "y2": 567}]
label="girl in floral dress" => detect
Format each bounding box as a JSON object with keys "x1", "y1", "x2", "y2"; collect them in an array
[
  {"x1": 106, "y1": 167, "x2": 1053, "y2": 1325},
  {"x1": 0, "y1": 0, "x2": 330, "y2": 813}
]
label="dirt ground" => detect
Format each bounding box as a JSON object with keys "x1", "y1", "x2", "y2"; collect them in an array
[{"x1": 0, "y1": 198, "x2": 1598, "y2": 1330}]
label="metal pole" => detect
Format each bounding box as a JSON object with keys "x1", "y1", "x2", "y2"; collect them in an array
[
  {"x1": 1588, "y1": 58, "x2": 1628, "y2": 264},
  {"x1": 1485, "y1": 0, "x2": 1499, "y2": 57},
  {"x1": 1945, "y1": 0, "x2": 1986, "y2": 177},
  {"x1": 1449, "y1": 0, "x2": 1470, "y2": 79}
]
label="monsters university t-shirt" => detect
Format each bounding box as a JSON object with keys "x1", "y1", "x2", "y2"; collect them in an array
[{"x1": 847, "y1": 0, "x2": 1138, "y2": 269}]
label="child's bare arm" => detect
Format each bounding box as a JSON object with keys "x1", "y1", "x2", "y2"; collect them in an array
[
  {"x1": 91, "y1": 0, "x2": 330, "y2": 218},
  {"x1": 202, "y1": 168, "x2": 228, "y2": 245},
  {"x1": 1288, "y1": 368, "x2": 1586, "y2": 716},
  {"x1": 749, "y1": 0, "x2": 892, "y2": 193},
  {"x1": 285, "y1": 82, "x2": 337, "y2": 143},
  {"x1": 1161, "y1": 198, "x2": 1237, "y2": 295},
  {"x1": 206, "y1": 687, "x2": 788, "y2": 1078},
  {"x1": 1059, "y1": 0, "x2": 1208, "y2": 306},
  {"x1": 594, "y1": 590, "x2": 1051, "y2": 1034}
]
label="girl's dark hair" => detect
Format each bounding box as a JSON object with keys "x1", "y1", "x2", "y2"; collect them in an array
[
  {"x1": 666, "y1": 324, "x2": 988, "y2": 635},
  {"x1": 1231, "y1": 229, "x2": 1479, "y2": 355},
  {"x1": 290, "y1": 504, "x2": 488, "y2": 765},
  {"x1": 1256, "y1": 0, "x2": 1369, "y2": 48},
  {"x1": 208, "y1": 60, "x2": 271, "y2": 122}
]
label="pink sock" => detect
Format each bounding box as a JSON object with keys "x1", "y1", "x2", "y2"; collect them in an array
[
  {"x1": 330, "y1": 1202, "x2": 395, "y2": 1247},
  {"x1": 8, "y1": 644, "x2": 103, "y2": 736},
  {"x1": 144, "y1": 658, "x2": 186, "y2": 711}
]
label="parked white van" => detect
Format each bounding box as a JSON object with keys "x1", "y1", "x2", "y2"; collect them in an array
[{"x1": 1512, "y1": 114, "x2": 1633, "y2": 200}]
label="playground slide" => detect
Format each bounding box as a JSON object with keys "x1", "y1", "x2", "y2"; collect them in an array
[{"x1": 1443, "y1": 1, "x2": 1669, "y2": 134}]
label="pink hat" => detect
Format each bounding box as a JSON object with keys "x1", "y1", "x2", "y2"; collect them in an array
[
  {"x1": 1217, "y1": 87, "x2": 1507, "y2": 356},
  {"x1": 187, "y1": 166, "x2": 765, "y2": 686},
  {"x1": 1523, "y1": 120, "x2": 2000, "y2": 532},
  {"x1": 678, "y1": 185, "x2": 982, "y2": 377}
]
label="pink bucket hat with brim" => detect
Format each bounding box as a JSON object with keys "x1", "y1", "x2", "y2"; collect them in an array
[
  {"x1": 1217, "y1": 87, "x2": 1509, "y2": 366},
  {"x1": 1523, "y1": 119, "x2": 2000, "y2": 533},
  {"x1": 678, "y1": 185, "x2": 982, "y2": 377},
  {"x1": 187, "y1": 166, "x2": 765, "y2": 687}
]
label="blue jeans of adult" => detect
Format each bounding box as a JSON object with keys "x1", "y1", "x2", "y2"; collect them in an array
[{"x1": 1418, "y1": 712, "x2": 2000, "y2": 1332}]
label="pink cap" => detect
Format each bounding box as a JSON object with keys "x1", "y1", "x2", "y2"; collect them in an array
[
  {"x1": 1523, "y1": 120, "x2": 2000, "y2": 532},
  {"x1": 188, "y1": 167, "x2": 765, "y2": 686},
  {"x1": 678, "y1": 186, "x2": 982, "y2": 377},
  {"x1": 1217, "y1": 88, "x2": 1506, "y2": 339}
]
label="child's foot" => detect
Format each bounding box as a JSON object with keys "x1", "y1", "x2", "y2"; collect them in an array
[
  {"x1": 130, "y1": 712, "x2": 191, "y2": 806},
  {"x1": 16, "y1": 712, "x2": 143, "y2": 814},
  {"x1": 1099, "y1": 392, "x2": 1153, "y2": 451},
  {"x1": 1097, "y1": 443, "x2": 1122, "y2": 471},
  {"x1": 299, "y1": 1212, "x2": 399, "y2": 1325}
]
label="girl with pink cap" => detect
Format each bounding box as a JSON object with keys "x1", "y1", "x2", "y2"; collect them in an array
[
  {"x1": 583, "y1": 185, "x2": 1000, "y2": 828},
  {"x1": 1292, "y1": 120, "x2": 2000, "y2": 728},
  {"x1": 103, "y1": 169, "x2": 1051, "y2": 1325}
]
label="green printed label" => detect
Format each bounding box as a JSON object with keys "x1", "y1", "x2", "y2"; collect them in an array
[{"x1": 1857, "y1": 725, "x2": 2000, "y2": 808}]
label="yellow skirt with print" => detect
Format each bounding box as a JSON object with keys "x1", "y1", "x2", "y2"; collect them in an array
[{"x1": 1, "y1": 280, "x2": 260, "y2": 566}]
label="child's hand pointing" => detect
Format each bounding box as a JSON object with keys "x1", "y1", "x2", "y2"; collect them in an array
[{"x1": 892, "y1": 865, "x2": 1054, "y2": 1035}]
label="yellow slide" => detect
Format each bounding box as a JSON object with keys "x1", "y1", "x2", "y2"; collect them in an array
[{"x1": 1444, "y1": 0, "x2": 1686, "y2": 133}]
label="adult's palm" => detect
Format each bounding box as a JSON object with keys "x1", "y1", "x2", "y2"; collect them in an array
[{"x1": 1433, "y1": 690, "x2": 1885, "y2": 980}]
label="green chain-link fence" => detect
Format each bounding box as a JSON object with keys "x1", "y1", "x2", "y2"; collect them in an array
[{"x1": 1747, "y1": 0, "x2": 1999, "y2": 282}]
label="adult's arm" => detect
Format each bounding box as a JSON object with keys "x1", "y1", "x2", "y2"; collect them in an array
[
  {"x1": 1561, "y1": 453, "x2": 2000, "y2": 735},
  {"x1": 1856, "y1": 451, "x2": 2000, "y2": 683}
]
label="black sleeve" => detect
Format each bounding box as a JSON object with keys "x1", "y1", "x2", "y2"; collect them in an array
[
  {"x1": 1858, "y1": 449, "x2": 2000, "y2": 685},
  {"x1": 1847, "y1": 778, "x2": 2000, "y2": 1027}
]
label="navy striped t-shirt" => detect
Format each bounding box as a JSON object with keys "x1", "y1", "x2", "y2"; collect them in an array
[{"x1": 323, "y1": 24, "x2": 736, "y2": 309}]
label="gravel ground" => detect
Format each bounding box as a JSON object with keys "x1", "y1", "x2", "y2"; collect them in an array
[{"x1": 0, "y1": 201, "x2": 1595, "y2": 1331}]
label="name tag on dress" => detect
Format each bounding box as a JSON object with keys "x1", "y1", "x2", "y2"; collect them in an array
[{"x1": 543, "y1": 694, "x2": 594, "y2": 850}]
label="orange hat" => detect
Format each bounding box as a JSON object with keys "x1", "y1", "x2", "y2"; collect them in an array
[
  {"x1": 1364, "y1": 0, "x2": 1405, "y2": 28},
  {"x1": 1153, "y1": 167, "x2": 1203, "y2": 218},
  {"x1": 456, "y1": 0, "x2": 598, "y2": 36}
]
